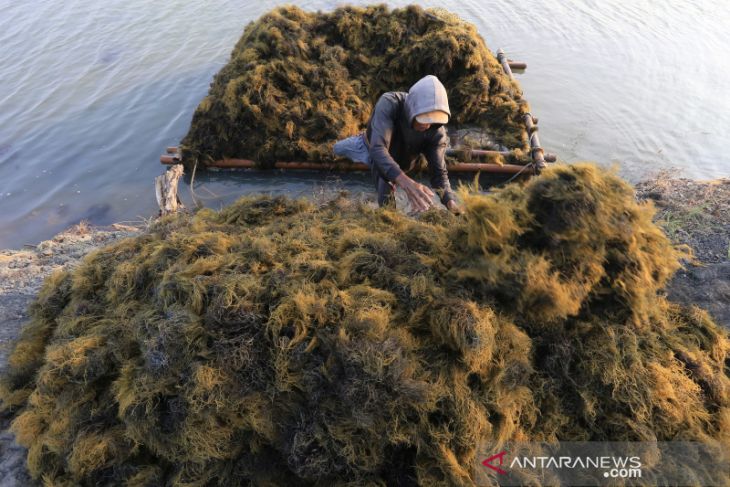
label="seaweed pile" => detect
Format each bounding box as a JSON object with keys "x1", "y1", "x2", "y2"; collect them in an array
[
  {"x1": 1, "y1": 164, "x2": 728, "y2": 485},
  {"x1": 180, "y1": 5, "x2": 529, "y2": 168}
]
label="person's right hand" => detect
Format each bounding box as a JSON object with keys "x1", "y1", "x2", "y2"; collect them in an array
[{"x1": 394, "y1": 174, "x2": 434, "y2": 212}]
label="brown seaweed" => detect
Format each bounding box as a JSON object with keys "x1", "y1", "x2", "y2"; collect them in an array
[
  {"x1": 180, "y1": 5, "x2": 530, "y2": 168},
  {"x1": 1, "y1": 164, "x2": 728, "y2": 485}
]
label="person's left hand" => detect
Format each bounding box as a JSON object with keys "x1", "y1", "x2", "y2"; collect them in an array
[{"x1": 446, "y1": 200, "x2": 463, "y2": 215}]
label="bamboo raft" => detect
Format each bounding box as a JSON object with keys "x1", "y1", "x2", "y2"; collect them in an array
[
  {"x1": 160, "y1": 51, "x2": 549, "y2": 174},
  {"x1": 157, "y1": 50, "x2": 551, "y2": 214}
]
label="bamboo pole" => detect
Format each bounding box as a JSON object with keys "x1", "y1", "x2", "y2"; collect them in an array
[
  {"x1": 496, "y1": 49, "x2": 514, "y2": 78},
  {"x1": 524, "y1": 114, "x2": 547, "y2": 170},
  {"x1": 161, "y1": 148, "x2": 554, "y2": 171},
  {"x1": 165, "y1": 147, "x2": 515, "y2": 158},
  {"x1": 160, "y1": 155, "x2": 531, "y2": 174},
  {"x1": 165, "y1": 146, "x2": 557, "y2": 165},
  {"x1": 497, "y1": 48, "x2": 548, "y2": 172}
]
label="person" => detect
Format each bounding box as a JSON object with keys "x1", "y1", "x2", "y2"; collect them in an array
[{"x1": 334, "y1": 75, "x2": 462, "y2": 214}]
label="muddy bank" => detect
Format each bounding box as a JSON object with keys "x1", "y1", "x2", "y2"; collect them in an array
[
  {"x1": 0, "y1": 222, "x2": 141, "y2": 487},
  {"x1": 0, "y1": 222, "x2": 142, "y2": 369},
  {"x1": 636, "y1": 175, "x2": 730, "y2": 328}
]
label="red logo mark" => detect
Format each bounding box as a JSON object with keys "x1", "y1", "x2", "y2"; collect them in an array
[{"x1": 482, "y1": 451, "x2": 508, "y2": 475}]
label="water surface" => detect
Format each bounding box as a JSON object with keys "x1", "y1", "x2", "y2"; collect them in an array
[{"x1": 1, "y1": 0, "x2": 728, "y2": 248}]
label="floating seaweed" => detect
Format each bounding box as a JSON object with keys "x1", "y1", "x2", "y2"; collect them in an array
[
  {"x1": 1, "y1": 164, "x2": 728, "y2": 485},
  {"x1": 180, "y1": 4, "x2": 530, "y2": 168}
]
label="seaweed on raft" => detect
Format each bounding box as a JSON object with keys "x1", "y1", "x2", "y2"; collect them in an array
[
  {"x1": 1, "y1": 164, "x2": 728, "y2": 485},
  {"x1": 180, "y1": 4, "x2": 530, "y2": 168}
]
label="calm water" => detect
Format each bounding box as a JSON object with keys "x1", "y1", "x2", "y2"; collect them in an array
[{"x1": 1, "y1": 0, "x2": 728, "y2": 249}]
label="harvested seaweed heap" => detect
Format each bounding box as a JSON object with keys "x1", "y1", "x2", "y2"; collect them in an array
[
  {"x1": 180, "y1": 4, "x2": 529, "y2": 168},
  {"x1": 1, "y1": 164, "x2": 728, "y2": 486}
]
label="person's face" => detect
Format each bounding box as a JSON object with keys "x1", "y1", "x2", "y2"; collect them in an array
[{"x1": 412, "y1": 120, "x2": 431, "y2": 132}]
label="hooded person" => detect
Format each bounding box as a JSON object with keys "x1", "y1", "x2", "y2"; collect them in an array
[{"x1": 333, "y1": 75, "x2": 462, "y2": 214}]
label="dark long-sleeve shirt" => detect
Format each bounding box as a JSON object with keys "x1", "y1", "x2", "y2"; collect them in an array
[{"x1": 365, "y1": 91, "x2": 456, "y2": 205}]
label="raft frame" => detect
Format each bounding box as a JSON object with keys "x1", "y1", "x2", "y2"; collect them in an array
[{"x1": 159, "y1": 50, "x2": 551, "y2": 175}]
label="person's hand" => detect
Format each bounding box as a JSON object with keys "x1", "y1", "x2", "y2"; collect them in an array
[
  {"x1": 446, "y1": 200, "x2": 463, "y2": 215},
  {"x1": 394, "y1": 174, "x2": 434, "y2": 212}
]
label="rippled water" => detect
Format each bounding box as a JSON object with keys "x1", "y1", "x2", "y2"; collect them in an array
[{"x1": 1, "y1": 0, "x2": 728, "y2": 248}]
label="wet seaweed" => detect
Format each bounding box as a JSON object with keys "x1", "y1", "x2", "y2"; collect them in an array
[
  {"x1": 180, "y1": 4, "x2": 530, "y2": 168},
  {"x1": 1, "y1": 164, "x2": 728, "y2": 485}
]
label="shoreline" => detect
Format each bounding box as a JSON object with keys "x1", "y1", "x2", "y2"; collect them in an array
[{"x1": 0, "y1": 176, "x2": 727, "y2": 485}]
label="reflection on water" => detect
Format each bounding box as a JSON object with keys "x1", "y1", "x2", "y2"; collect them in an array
[{"x1": 0, "y1": 0, "x2": 728, "y2": 248}]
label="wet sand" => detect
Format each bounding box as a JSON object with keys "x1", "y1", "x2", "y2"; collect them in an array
[{"x1": 0, "y1": 222, "x2": 141, "y2": 487}]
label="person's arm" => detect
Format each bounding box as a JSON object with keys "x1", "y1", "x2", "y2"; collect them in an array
[
  {"x1": 424, "y1": 128, "x2": 460, "y2": 211},
  {"x1": 369, "y1": 96, "x2": 434, "y2": 212},
  {"x1": 368, "y1": 95, "x2": 404, "y2": 182}
]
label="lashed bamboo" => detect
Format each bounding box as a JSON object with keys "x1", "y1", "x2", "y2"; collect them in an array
[
  {"x1": 160, "y1": 51, "x2": 546, "y2": 175},
  {"x1": 497, "y1": 48, "x2": 548, "y2": 171},
  {"x1": 161, "y1": 148, "x2": 555, "y2": 171},
  {"x1": 160, "y1": 155, "x2": 531, "y2": 174}
]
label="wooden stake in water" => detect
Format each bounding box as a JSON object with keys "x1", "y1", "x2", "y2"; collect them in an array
[{"x1": 155, "y1": 163, "x2": 185, "y2": 216}]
